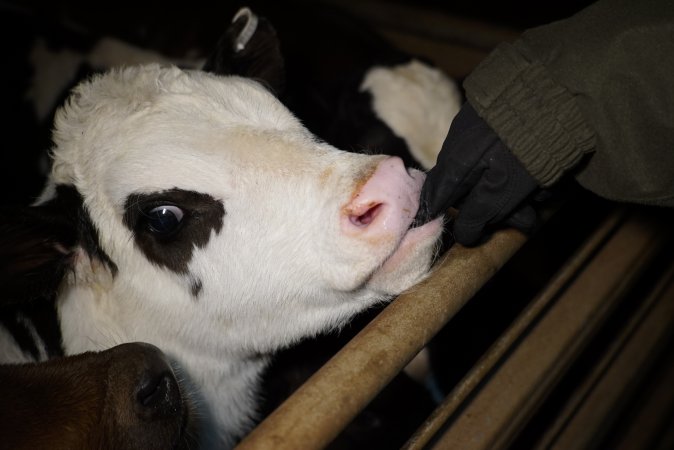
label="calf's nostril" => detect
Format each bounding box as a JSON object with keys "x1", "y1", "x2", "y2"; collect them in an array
[
  {"x1": 136, "y1": 371, "x2": 181, "y2": 418},
  {"x1": 137, "y1": 372, "x2": 170, "y2": 407},
  {"x1": 349, "y1": 202, "x2": 383, "y2": 227}
]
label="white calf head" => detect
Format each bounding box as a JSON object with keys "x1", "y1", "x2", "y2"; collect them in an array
[{"x1": 22, "y1": 63, "x2": 442, "y2": 354}]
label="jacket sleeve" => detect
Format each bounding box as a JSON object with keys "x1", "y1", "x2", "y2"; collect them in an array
[{"x1": 463, "y1": 0, "x2": 674, "y2": 206}]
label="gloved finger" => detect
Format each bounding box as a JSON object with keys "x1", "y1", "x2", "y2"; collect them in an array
[
  {"x1": 454, "y1": 201, "x2": 537, "y2": 246},
  {"x1": 450, "y1": 153, "x2": 519, "y2": 246},
  {"x1": 452, "y1": 211, "x2": 488, "y2": 247},
  {"x1": 417, "y1": 106, "x2": 500, "y2": 223},
  {"x1": 451, "y1": 187, "x2": 495, "y2": 246},
  {"x1": 502, "y1": 204, "x2": 537, "y2": 234},
  {"x1": 418, "y1": 161, "x2": 486, "y2": 223},
  {"x1": 533, "y1": 189, "x2": 552, "y2": 202}
]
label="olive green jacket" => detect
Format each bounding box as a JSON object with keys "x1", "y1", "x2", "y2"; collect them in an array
[{"x1": 464, "y1": 0, "x2": 674, "y2": 206}]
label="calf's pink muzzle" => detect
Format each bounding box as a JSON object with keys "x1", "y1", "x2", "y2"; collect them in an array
[{"x1": 341, "y1": 157, "x2": 423, "y2": 240}]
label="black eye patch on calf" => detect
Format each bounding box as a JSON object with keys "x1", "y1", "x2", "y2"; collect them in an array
[{"x1": 123, "y1": 188, "x2": 225, "y2": 275}]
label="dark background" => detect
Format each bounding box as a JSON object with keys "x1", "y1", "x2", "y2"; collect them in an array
[{"x1": 0, "y1": 0, "x2": 595, "y2": 205}]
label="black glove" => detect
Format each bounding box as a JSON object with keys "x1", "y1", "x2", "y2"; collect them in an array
[{"x1": 415, "y1": 102, "x2": 539, "y2": 246}]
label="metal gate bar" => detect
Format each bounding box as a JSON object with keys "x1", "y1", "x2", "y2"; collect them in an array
[
  {"x1": 611, "y1": 341, "x2": 674, "y2": 450},
  {"x1": 424, "y1": 211, "x2": 668, "y2": 450},
  {"x1": 535, "y1": 264, "x2": 674, "y2": 449},
  {"x1": 402, "y1": 208, "x2": 627, "y2": 450},
  {"x1": 236, "y1": 228, "x2": 528, "y2": 449}
]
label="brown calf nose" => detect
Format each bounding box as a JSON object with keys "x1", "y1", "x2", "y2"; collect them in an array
[
  {"x1": 117, "y1": 343, "x2": 183, "y2": 421},
  {"x1": 106, "y1": 343, "x2": 191, "y2": 450},
  {"x1": 136, "y1": 369, "x2": 182, "y2": 419}
]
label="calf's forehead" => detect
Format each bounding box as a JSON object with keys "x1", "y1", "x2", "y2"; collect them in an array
[
  {"x1": 99, "y1": 122, "x2": 334, "y2": 204},
  {"x1": 52, "y1": 65, "x2": 327, "y2": 201}
]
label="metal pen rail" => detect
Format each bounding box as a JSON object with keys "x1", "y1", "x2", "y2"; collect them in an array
[
  {"x1": 237, "y1": 205, "x2": 673, "y2": 449},
  {"x1": 237, "y1": 227, "x2": 527, "y2": 449}
]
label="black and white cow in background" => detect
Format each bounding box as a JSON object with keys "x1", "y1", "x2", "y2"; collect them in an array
[{"x1": 0, "y1": 5, "x2": 460, "y2": 448}]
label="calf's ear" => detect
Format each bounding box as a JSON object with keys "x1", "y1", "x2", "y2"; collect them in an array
[
  {"x1": 0, "y1": 185, "x2": 116, "y2": 305},
  {"x1": 0, "y1": 206, "x2": 77, "y2": 305},
  {"x1": 202, "y1": 7, "x2": 285, "y2": 96}
]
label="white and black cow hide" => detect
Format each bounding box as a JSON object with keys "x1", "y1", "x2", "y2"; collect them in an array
[{"x1": 0, "y1": 7, "x2": 455, "y2": 448}]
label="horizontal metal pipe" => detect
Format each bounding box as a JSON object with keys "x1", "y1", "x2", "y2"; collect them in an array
[
  {"x1": 537, "y1": 264, "x2": 674, "y2": 449},
  {"x1": 428, "y1": 212, "x2": 669, "y2": 450},
  {"x1": 236, "y1": 228, "x2": 528, "y2": 450},
  {"x1": 403, "y1": 209, "x2": 626, "y2": 450},
  {"x1": 321, "y1": 0, "x2": 519, "y2": 50}
]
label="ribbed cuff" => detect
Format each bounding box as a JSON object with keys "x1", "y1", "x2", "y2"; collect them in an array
[{"x1": 464, "y1": 43, "x2": 595, "y2": 186}]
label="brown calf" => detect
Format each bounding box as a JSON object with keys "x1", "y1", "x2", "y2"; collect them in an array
[{"x1": 0, "y1": 342, "x2": 196, "y2": 450}]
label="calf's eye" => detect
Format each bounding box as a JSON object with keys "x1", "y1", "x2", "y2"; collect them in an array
[{"x1": 145, "y1": 205, "x2": 185, "y2": 235}]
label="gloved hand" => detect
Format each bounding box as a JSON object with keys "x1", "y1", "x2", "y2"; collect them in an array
[{"x1": 415, "y1": 102, "x2": 539, "y2": 246}]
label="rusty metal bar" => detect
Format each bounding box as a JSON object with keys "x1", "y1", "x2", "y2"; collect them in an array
[
  {"x1": 612, "y1": 347, "x2": 674, "y2": 450},
  {"x1": 402, "y1": 209, "x2": 627, "y2": 450},
  {"x1": 320, "y1": 0, "x2": 519, "y2": 50},
  {"x1": 426, "y1": 212, "x2": 668, "y2": 450},
  {"x1": 536, "y1": 264, "x2": 674, "y2": 449},
  {"x1": 236, "y1": 228, "x2": 528, "y2": 450},
  {"x1": 319, "y1": 0, "x2": 518, "y2": 78}
]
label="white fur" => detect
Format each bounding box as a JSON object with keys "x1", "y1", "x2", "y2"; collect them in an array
[
  {"x1": 26, "y1": 64, "x2": 444, "y2": 447},
  {"x1": 360, "y1": 59, "x2": 462, "y2": 169}
]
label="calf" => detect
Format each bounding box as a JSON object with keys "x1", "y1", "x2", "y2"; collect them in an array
[
  {"x1": 0, "y1": 342, "x2": 195, "y2": 450},
  {"x1": 1, "y1": 7, "x2": 459, "y2": 447},
  {"x1": 0, "y1": 20, "x2": 445, "y2": 450}
]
